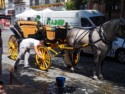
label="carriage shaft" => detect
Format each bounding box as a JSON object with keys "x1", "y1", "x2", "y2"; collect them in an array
[{"x1": 58, "y1": 44, "x2": 73, "y2": 50}]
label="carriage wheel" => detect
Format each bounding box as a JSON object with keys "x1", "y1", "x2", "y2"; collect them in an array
[
  {"x1": 8, "y1": 35, "x2": 18, "y2": 60},
  {"x1": 64, "y1": 50, "x2": 80, "y2": 67},
  {"x1": 36, "y1": 46, "x2": 51, "y2": 71}
]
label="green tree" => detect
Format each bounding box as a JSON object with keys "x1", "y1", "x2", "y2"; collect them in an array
[
  {"x1": 65, "y1": 0, "x2": 111, "y2": 10},
  {"x1": 65, "y1": 0, "x2": 76, "y2": 10},
  {"x1": 65, "y1": 0, "x2": 89, "y2": 10}
]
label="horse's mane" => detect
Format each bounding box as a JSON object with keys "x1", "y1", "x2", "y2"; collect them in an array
[
  {"x1": 103, "y1": 18, "x2": 122, "y2": 31},
  {"x1": 102, "y1": 18, "x2": 122, "y2": 41}
]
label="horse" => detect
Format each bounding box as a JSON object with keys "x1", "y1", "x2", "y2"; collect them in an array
[{"x1": 66, "y1": 18, "x2": 125, "y2": 80}]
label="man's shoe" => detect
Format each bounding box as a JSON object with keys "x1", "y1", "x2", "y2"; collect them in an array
[
  {"x1": 0, "y1": 81, "x2": 4, "y2": 85},
  {"x1": 24, "y1": 66, "x2": 30, "y2": 70},
  {"x1": 14, "y1": 66, "x2": 17, "y2": 71}
]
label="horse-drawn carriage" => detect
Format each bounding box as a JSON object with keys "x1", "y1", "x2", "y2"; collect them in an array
[
  {"x1": 8, "y1": 18, "x2": 125, "y2": 79},
  {"x1": 8, "y1": 20, "x2": 80, "y2": 71}
]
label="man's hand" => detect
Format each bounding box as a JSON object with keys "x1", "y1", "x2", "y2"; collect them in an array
[
  {"x1": 34, "y1": 46, "x2": 42, "y2": 59},
  {"x1": 37, "y1": 51, "x2": 42, "y2": 59}
]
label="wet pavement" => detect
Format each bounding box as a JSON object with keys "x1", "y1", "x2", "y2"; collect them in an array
[
  {"x1": 8, "y1": 54, "x2": 125, "y2": 94},
  {"x1": 1, "y1": 29, "x2": 125, "y2": 94}
]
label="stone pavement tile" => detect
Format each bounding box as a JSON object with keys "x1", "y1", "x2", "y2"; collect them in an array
[
  {"x1": 4, "y1": 85, "x2": 43, "y2": 94},
  {"x1": 10, "y1": 67, "x2": 112, "y2": 94}
]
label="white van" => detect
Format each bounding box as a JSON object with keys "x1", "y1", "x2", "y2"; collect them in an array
[{"x1": 40, "y1": 9, "x2": 105, "y2": 28}]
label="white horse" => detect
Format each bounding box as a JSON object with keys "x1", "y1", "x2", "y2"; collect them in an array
[{"x1": 66, "y1": 18, "x2": 125, "y2": 80}]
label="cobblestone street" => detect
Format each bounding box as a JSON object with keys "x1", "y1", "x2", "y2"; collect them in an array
[{"x1": 1, "y1": 28, "x2": 125, "y2": 94}]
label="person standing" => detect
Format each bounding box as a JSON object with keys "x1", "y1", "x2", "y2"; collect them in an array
[
  {"x1": 14, "y1": 38, "x2": 43, "y2": 71},
  {"x1": 0, "y1": 29, "x2": 3, "y2": 77}
]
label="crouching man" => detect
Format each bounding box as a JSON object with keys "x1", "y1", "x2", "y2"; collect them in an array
[{"x1": 14, "y1": 38, "x2": 43, "y2": 71}]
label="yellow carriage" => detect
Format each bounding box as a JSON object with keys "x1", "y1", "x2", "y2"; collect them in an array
[{"x1": 8, "y1": 20, "x2": 80, "y2": 71}]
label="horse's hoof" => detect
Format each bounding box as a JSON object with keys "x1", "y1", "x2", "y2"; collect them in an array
[
  {"x1": 70, "y1": 67, "x2": 74, "y2": 72},
  {"x1": 66, "y1": 66, "x2": 71, "y2": 69},
  {"x1": 74, "y1": 67, "x2": 80, "y2": 73},
  {"x1": 98, "y1": 75, "x2": 104, "y2": 80},
  {"x1": 91, "y1": 76, "x2": 98, "y2": 80}
]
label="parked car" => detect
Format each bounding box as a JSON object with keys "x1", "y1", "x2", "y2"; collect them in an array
[{"x1": 108, "y1": 38, "x2": 125, "y2": 63}]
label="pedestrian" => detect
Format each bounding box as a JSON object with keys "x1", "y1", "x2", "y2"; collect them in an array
[
  {"x1": 14, "y1": 38, "x2": 44, "y2": 71},
  {"x1": 0, "y1": 29, "x2": 3, "y2": 78}
]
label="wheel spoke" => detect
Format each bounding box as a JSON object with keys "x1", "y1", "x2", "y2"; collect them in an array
[
  {"x1": 9, "y1": 50, "x2": 13, "y2": 56},
  {"x1": 36, "y1": 46, "x2": 51, "y2": 71},
  {"x1": 44, "y1": 61, "x2": 48, "y2": 68},
  {"x1": 8, "y1": 35, "x2": 18, "y2": 60}
]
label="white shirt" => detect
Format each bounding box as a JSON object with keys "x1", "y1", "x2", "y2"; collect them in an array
[{"x1": 20, "y1": 38, "x2": 40, "y2": 48}]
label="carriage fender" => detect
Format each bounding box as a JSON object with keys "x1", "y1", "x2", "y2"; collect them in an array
[{"x1": 10, "y1": 27, "x2": 23, "y2": 39}]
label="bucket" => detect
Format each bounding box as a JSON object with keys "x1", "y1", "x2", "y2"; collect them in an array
[{"x1": 56, "y1": 77, "x2": 66, "y2": 88}]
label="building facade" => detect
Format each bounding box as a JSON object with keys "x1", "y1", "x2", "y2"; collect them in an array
[
  {"x1": 0, "y1": 0, "x2": 15, "y2": 15},
  {"x1": 0, "y1": 0, "x2": 66, "y2": 15},
  {"x1": 14, "y1": 0, "x2": 65, "y2": 15},
  {"x1": 5, "y1": 0, "x2": 15, "y2": 15}
]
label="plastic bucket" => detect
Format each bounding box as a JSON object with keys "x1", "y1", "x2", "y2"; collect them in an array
[{"x1": 56, "y1": 77, "x2": 66, "y2": 88}]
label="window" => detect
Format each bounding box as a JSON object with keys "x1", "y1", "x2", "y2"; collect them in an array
[
  {"x1": 8, "y1": 0, "x2": 13, "y2": 3},
  {"x1": 81, "y1": 18, "x2": 92, "y2": 27},
  {"x1": 30, "y1": 0, "x2": 33, "y2": 6},
  {"x1": 35, "y1": 0, "x2": 39, "y2": 5},
  {"x1": 45, "y1": 0, "x2": 49, "y2": 4},
  {"x1": 90, "y1": 16, "x2": 105, "y2": 26},
  {"x1": 56, "y1": 0, "x2": 60, "y2": 2},
  {"x1": 30, "y1": 0, "x2": 35, "y2": 6}
]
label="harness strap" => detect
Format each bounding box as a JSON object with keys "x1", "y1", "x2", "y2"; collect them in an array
[
  {"x1": 73, "y1": 29, "x2": 89, "y2": 47},
  {"x1": 88, "y1": 27, "x2": 102, "y2": 45},
  {"x1": 89, "y1": 28, "x2": 94, "y2": 44},
  {"x1": 89, "y1": 26, "x2": 112, "y2": 46},
  {"x1": 98, "y1": 25, "x2": 112, "y2": 44},
  {"x1": 74, "y1": 26, "x2": 112, "y2": 49}
]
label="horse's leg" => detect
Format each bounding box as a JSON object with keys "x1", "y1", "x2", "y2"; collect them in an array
[
  {"x1": 93, "y1": 48, "x2": 101, "y2": 79},
  {"x1": 68, "y1": 50, "x2": 74, "y2": 71},
  {"x1": 69, "y1": 49, "x2": 79, "y2": 72},
  {"x1": 96, "y1": 54, "x2": 104, "y2": 80},
  {"x1": 93, "y1": 47, "x2": 109, "y2": 80},
  {"x1": 96, "y1": 49, "x2": 109, "y2": 80}
]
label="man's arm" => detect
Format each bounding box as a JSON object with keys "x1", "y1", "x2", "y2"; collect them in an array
[{"x1": 34, "y1": 45, "x2": 41, "y2": 58}]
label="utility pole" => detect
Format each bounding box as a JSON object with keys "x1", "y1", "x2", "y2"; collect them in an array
[{"x1": 121, "y1": 0, "x2": 125, "y2": 17}]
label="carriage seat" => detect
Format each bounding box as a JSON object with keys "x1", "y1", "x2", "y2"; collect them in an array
[
  {"x1": 45, "y1": 25, "x2": 56, "y2": 40},
  {"x1": 17, "y1": 20, "x2": 38, "y2": 37}
]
